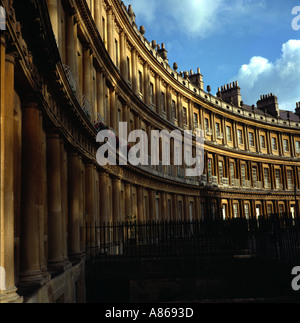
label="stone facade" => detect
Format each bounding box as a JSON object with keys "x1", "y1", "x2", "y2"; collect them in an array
[{"x1": 0, "y1": 0, "x2": 300, "y2": 303}]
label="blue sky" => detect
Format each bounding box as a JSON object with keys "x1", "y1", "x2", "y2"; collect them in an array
[{"x1": 122, "y1": 0, "x2": 300, "y2": 111}]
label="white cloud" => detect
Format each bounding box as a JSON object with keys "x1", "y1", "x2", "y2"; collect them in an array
[
  {"x1": 124, "y1": 0, "x2": 268, "y2": 38},
  {"x1": 234, "y1": 40, "x2": 300, "y2": 110}
]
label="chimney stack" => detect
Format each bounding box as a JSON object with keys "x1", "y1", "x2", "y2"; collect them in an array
[
  {"x1": 218, "y1": 81, "x2": 242, "y2": 107},
  {"x1": 188, "y1": 68, "x2": 204, "y2": 90},
  {"x1": 257, "y1": 93, "x2": 279, "y2": 117},
  {"x1": 295, "y1": 102, "x2": 300, "y2": 117}
]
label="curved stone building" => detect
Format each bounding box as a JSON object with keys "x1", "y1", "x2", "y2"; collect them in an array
[{"x1": 0, "y1": 0, "x2": 299, "y2": 302}]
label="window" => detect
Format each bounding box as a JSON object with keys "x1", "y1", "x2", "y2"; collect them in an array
[
  {"x1": 284, "y1": 139, "x2": 289, "y2": 152},
  {"x1": 272, "y1": 137, "x2": 277, "y2": 151},
  {"x1": 205, "y1": 118, "x2": 210, "y2": 133},
  {"x1": 260, "y1": 135, "x2": 266, "y2": 149},
  {"x1": 267, "y1": 205, "x2": 273, "y2": 216},
  {"x1": 193, "y1": 113, "x2": 199, "y2": 129},
  {"x1": 233, "y1": 204, "x2": 238, "y2": 218},
  {"x1": 211, "y1": 203, "x2": 216, "y2": 220},
  {"x1": 275, "y1": 169, "x2": 281, "y2": 189},
  {"x1": 279, "y1": 204, "x2": 284, "y2": 216},
  {"x1": 296, "y1": 141, "x2": 300, "y2": 154},
  {"x1": 150, "y1": 83, "x2": 154, "y2": 105},
  {"x1": 264, "y1": 168, "x2": 269, "y2": 187},
  {"x1": 183, "y1": 108, "x2": 187, "y2": 125},
  {"x1": 287, "y1": 170, "x2": 293, "y2": 189},
  {"x1": 226, "y1": 126, "x2": 232, "y2": 142},
  {"x1": 208, "y1": 158, "x2": 212, "y2": 181},
  {"x1": 138, "y1": 71, "x2": 143, "y2": 94},
  {"x1": 219, "y1": 161, "x2": 224, "y2": 181},
  {"x1": 215, "y1": 123, "x2": 221, "y2": 137},
  {"x1": 230, "y1": 162, "x2": 235, "y2": 180},
  {"x1": 244, "y1": 204, "x2": 250, "y2": 220},
  {"x1": 238, "y1": 129, "x2": 243, "y2": 145},
  {"x1": 241, "y1": 164, "x2": 246, "y2": 184},
  {"x1": 252, "y1": 167, "x2": 258, "y2": 182},
  {"x1": 172, "y1": 100, "x2": 177, "y2": 119},
  {"x1": 249, "y1": 132, "x2": 255, "y2": 147}
]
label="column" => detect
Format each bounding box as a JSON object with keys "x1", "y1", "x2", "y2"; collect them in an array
[
  {"x1": 66, "y1": 13, "x2": 76, "y2": 76},
  {"x1": 211, "y1": 113, "x2": 216, "y2": 143},
  {"x1": 255, "y1": 128, "x2": 261, "y2": 153},
  {"x1": 137, "y1": 187, "x2": 144, "y2": 222},
  {"x1": 149, "y1": 190, "x2": 156, "y2": 222},
  {"x1": 154, "y1": 76, "x2": 160, "y2": 114},
  {"x1": 83, "y1": 46, "x2": 91, "y2": 103},
  {"x1": 85, "y1": 163, "x2": 96, "y2": 225},
  {"x1": 60, "y1": 141, "x2": 70, "y2": 268},
  {"x1": 85, "y1": 163, "x2": 96, "y2": 254},
  {"x1": 161, "y1": 192, "x2": 167, "y2": 222},
  {"x1": 112, "y1": 178, "x2": 121, "y2": 223},
  {"x1": 120, "y1": 31, "x2": 126, "y2": 78},
  {"x1": 0, "y1": 53, "x2": 22, "y2": 302},
  {"x1": 47, "y1": 132, "x2": 65, "y2": 271},
  {"x1": 96, "y1": 71, "x2": 104, "y2": 119},
  {"x1": 125, "y1": 183, "x2": 132, "y2": 219},
  {"x1": 110, "y1": 87, "x2": 117, "y2": 130},
  {"x1": 131, "y1": 49, "x2": 138, "y2": 94},
  {"x1": 94, "y1": 0, "x2": 101, "y2": 31},
  {"x1": 48, "y1": 0, "x2": 59, "y2": 42},
  {"x1": 107, "y1": 8, "x2": 114, "y2": 59},
  {"x1": 99, "y1": 172, "x2": 109, "y2": 224},
  {"x1": 67, "y1": 152, "x2": 82, "y2": 260},
  {"x1": 144, "y1": 64, "x2": 150, "y2": 106},
  {"x1": 232, "y1": 122, "x2": 238, "y2": 148},
  {"x1": 19, "y1": 102, "x2": 47, "y2": 286},
  {"x1": 221, "y1": 117, "x2": 226, "y2": 145}
]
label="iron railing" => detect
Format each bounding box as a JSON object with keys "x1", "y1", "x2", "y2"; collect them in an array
[{"x1": 83, "y1": 215, "x2": 300, "y2": 265}]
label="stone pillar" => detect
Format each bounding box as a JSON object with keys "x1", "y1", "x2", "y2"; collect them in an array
[
  {"x1": 60, "y1": 141, "x2": 70, "y2": 268},
  {"x1": 66, "y1": 13, "x2": 76, "y2": 76},
  {"x1": 85, "y1": 163, "x2": 96, "y2": 255},
  {"x1": 144, "y1": 64, "x2": 150, "y2": 106},
  {"x1": 149, "y1": 190, "x2": 156, "y2": 222},
  {"x1": 67, "y1": 152, "x2": 82, "y2": 260},
  {"x1": 110, "y1": 87, "x2": 116, "y2": 130},
  {"x1": 161, "y1": 192, "x2": 167, "y2": 222},
  {"x1": 112, "y1": 178, "x2": 121, "y2": 223},
  {"x1": 155, "y1": 76, "x2": 161, "y2": 115},
  {"x1": 0, "y1": 53, "x2": 22, "y2": 302},
  {"x1": 94, "y1": 0, "x2": 101, "y2": 31},
  {"x1": 47, "y1": 132, "x2": 65, "y2": 271},
  {"x1": 99, "y1": 172, "x2": 109, "y2": 224},
  {"x1": 107, "y1": 9, "x2": 114, "y2": 60},
  {"x1": 83, "y1": 46, "x2": 91, "y2": 103},
  {"x1": 19, "y1": 102, "x2": 48, "y2": 286},
  {"x1": 137, "y1": 187, "x2": 144, "y2": 222},
  {"x1": 125, "y1": 183, "x2": 132, "y2": 219},
  {"x1": 48, "y1": 0, "x2": 59, "y2": 42},
  {"x1": 132, "y1": 49, "x2": 138, "y2": 94},
  {"x1": 96, "y1": 71, "x2": 104, "y2": 118},
  {"x1": 120, "y1": 31, "x2": 126, "y2": 78}
]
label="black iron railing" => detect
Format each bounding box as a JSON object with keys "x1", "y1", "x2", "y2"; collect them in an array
[{"x1": 83, "y1": 215, "x2": 300, "y2": 265}]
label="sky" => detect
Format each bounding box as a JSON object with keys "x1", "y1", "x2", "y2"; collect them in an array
[{"x1": 122, "y1": 0, "x2": 300, "y2": 112}]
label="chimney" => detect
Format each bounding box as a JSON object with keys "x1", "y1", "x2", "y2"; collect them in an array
[
  {"x1": 295, "y1": 102, "x2": 300, "y2": 117},
  {"x1": 188, "y1": 68, "x2": 204, "y2": 90},
  {"x1": 257, "y1": 93, "x2": 279, "y2": 117},
  {"x1": 218, "y1": 81, "x2": 242, "y2": 107}
]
